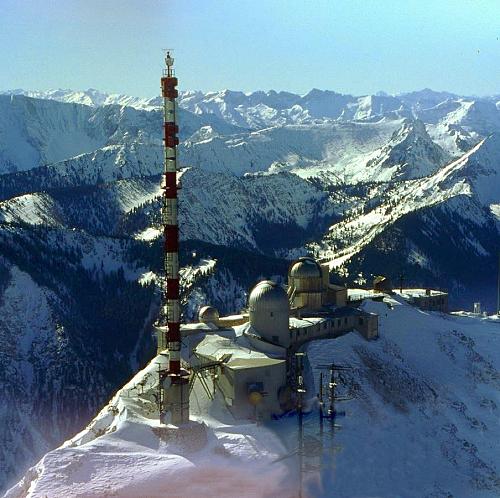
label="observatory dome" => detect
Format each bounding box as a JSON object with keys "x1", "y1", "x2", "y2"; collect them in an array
[
  {"x1": 198, "y1": 305, "x2": 220, "y2": 325},
  {"x1": 248, "y1": 281, "x2": 289, "y2": 310},
  {"x1": 248, "y1": 281, "x2": 290, "y2": 347},
  {"x1": 289, "y1": 257, "x2": 322, "y2": 279},
  {"x1": 288, "y1": 257, "x2": 324, "y2": 294}
]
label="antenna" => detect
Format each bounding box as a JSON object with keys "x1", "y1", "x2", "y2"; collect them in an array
[
  {"x1": 162, "y1": 48, "x2": 175, "y2": 77},
  {"x1": 158, "y1": 50, "x2": 190, "y2": 425},
  {"x1": 316, "y1": 361, "x2": 353, "y2": 419}
]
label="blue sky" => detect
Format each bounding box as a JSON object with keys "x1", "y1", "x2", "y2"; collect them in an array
[{"x1": 1, "y1": 0, "x2": 498, "y2": 97}]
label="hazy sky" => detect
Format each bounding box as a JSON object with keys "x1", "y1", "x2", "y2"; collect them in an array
[{"x1": 1, "y1": 0, "x2": 499, "y2": 97}]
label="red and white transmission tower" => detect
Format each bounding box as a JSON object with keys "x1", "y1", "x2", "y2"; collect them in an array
[{"x1": 160, "y1": 51, "x2": 189, "y2": 425}]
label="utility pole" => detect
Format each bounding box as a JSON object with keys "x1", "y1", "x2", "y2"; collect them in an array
[
  {"x1": 317, "y1": 361, "x2": 352, "y2": 419},
  {"x1": 294, "y1": 352, "x2": 306, "y2": 498}
]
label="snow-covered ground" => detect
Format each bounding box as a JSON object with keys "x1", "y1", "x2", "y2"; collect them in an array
[
  {"x1": 301, "y1": 298, "x2": 500, "y2": 497},
  {"x1": 6, "y1": 296, "x2": 500, "y2": 498},
  {"x1": 5, "y1": 348, "x2": 295, "y2": 498}
]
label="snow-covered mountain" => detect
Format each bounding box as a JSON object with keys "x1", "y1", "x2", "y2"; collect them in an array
[
  {"x1": 0, "y1": 94, "x2": 240, "y2": 175},
  {"x1": 2, "y1": 88, "x2": 162, "y2": 111},
  {"x1": 5, "y1": 297, "x2": 500, "y2": 498},
  {"x1": 313, "y1": 134, "x2": 500, "y2": 309},
  {"x1": 0, "y1": 86, "x2": 499, "y2": 494},
  {"x1": 364, "y1": 119, "x2": 450, "y2": 181},
  {"x1": 5, "y1": 87, "x2": 499, "y2": 131}
]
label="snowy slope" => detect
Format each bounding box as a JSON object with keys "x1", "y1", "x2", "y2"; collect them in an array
[
  {"x1": 0, "y1": 193, "x2": 65, "y2": 227},
  {"x1": 363, "y1": 119, "x2": 450, "y2": 181},
  {"x1": 0, "y1": 95, "x2": 107, "y2": 173},
  {"x1": 6, "y1": 297, "x2": 500, "y2": 498},
  {"x1": 317, "y1": 135, "x2": 500, "y2": 268},
  {"x1": 0, "y1": 226, "x2": 160, "y2": 492},
  {"x1": 302, "y1": 298, "x2": 500, "y2": 498},
  {"x1": 6, "y1": 87, "x2": 498, "y2": 134},
  {"x1": 5, "y1": 351, "x2": 294, "y2": 498},
  {"x1": 0, "y1": 263, "x2": 111, "y2": 493},
  {"x1": 0, "y1": 94, "x2": 242, "y2": 175},
  {"x1": 1, "y1": 91, "x2": 497, "y2": 184},
  {"x1": 182, "y1": 120, "x2": 401, "y2": 178}
]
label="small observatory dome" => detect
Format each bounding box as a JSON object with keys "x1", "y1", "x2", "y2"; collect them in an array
[
  {"x1": 289, "y1": 257, "x2": 324, "y2": 293},
  {"x1": 198, "y1": 305, "x2": 220, "y2": 325},
  {"x1": 248, "y1": 281, "x2": 290, "y2": 347}
]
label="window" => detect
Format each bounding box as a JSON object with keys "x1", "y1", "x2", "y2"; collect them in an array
[
  {"x1": 270, "y1": 311, "x2": 274, "y2": 317},
  {"x1": 344, "y1": 317, "x2": 348, "y2": 325},
  {"x1": 359, "y1": 318, "x2": 364, "y2": 325}
]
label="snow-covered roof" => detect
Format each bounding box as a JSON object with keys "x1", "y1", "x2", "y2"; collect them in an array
[
  {"x1": 289, "y1": 316, "x2": 325, "y2": 329},
  {"x1": 180, "y1": 322, "x2": 216, "y2": 331},
  {"x1": 219, "y1": 314, "x2": 247, "y2": 321},
  {"x1": 194, "y1": 334, "x2": 284, "y2": 369},
  {"x1": 395, "y1": 288, "x2": 447, "y2": 298},
  {"x1": 348, "y1": 288, "x2": 385, "y2": 299}
]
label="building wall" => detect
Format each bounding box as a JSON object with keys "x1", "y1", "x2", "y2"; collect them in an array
[
  {"x1": 291, "y1": 284, "x2": 347, "y2": 311},
  {"x1": 216, "y1": 362, "x2": 286, "y2": 420},
  {"x1": 411, "y1": 294, "x2": 448, "y2": 312},
  {"x1": 290, "y1": 312, "x2": 378, "y2": 344},
  {"x1": 291, "y1": 276, "x2": 323, "y2": 293},
  {"x1": 357, "y1": 314, "x2": 379, "y2": 339},
  {"x1": 325, "y1": 285, "x2": 348, "y2": 307},
  {"x1": 245, "y1": 333, "x2": 287, "y2": 358},
  {"x1": 217, "y1": 315, "x2": 248, "y2": 327},
  {"x1": 294, "y1": 291, "x2": 323, "y2": 310}
]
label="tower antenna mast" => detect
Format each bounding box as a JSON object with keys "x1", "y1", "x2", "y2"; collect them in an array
[{"x1": 160, "y1": 50, "x2": 189, "y2": 425}]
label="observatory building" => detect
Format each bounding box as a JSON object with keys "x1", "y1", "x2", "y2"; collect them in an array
[
  {"x1": 176, "y1": 255, "x2": 378, "y2": 420},
  {"x1": 155, "y1": 53, "x2": 375, "y2": 424}
]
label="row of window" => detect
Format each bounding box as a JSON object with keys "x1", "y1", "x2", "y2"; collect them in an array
[{"x1": 293, "y1": 316, "x2": 366, "y2": 337}]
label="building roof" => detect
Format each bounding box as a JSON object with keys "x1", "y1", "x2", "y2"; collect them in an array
[
  {"x1": 289, "y1": 316, "x2": 326, "y2": 329},
  {"x1": 297, "y1": 306, "x2": 378, "y2": 321},
  {"x1": 348, "y1": 288, "x2": 384, "y2": 299},
  {"x1": 395, "y1": 289, "x2": 448, "y2": 298},
  {"x1": 194, "y1": 334, "x2": 284, "y2": 371},
  {"x1": 290, "y1": 257, "x2": 322, "y2": 279},
  {"x1": 226, "y1": 357, "x2": 285, "y2": 370}
]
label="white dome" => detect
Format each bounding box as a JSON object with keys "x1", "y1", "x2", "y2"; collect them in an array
[
  {"x1": 198, "y1": 305, "x2": 220, "y2": 324},
  {"x1": 248, "y1": 281, "x2": 290, "y2": 347},
  {"x1": 248, "y1": 281, "x2": 289, "y2": 310},
  {"x1": 290, "y1": 257, "x2": 322, "y2": 279}
]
